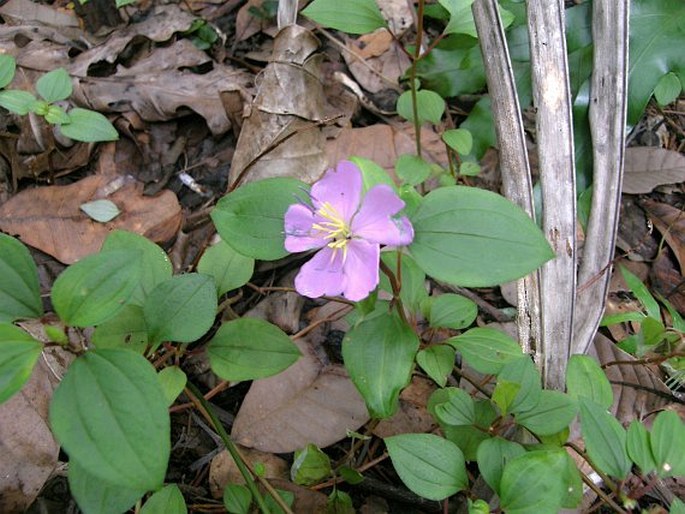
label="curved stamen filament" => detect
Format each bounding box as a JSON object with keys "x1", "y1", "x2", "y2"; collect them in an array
[{"x1": 312, "y1": 201, "x2": 352, "y2": 261}]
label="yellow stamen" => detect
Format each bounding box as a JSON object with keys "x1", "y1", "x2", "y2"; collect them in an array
[{"x1": 313, "y1": 201, "x2": 351, "y2": 261}]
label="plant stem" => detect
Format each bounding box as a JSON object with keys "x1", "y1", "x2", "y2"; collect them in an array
[
  {"x1": 379, "y1": 259, "x2": 409, "y2": 325},
  {"x1": 409, "y1": 0, "x2": 426, "y2": 158}
]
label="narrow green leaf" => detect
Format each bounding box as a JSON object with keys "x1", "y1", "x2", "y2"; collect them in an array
[
  {"x1": 0, "y1": 54, "x2": 16, "y2": 89},
  {"x1": 515, "y1": 390, "x2": 577, "y2": 437},
  {"x1": 476, "y1": 437, "x2": 525, "y2": 494},
  {"x1": 626, "y1": 420, "x2": 657, "y2": 474},
  {"x1": 60, "y1": 108, "x2": 118, "y2": 142},
  {"x1": 579, "y1": 398, "x2": 631, "y2": 479},
  {"x1": 211, "y1": 178, "x2": 307, "y2": 260},
  {"x1": 223, "y1": 484, "x2": 252, "y2": 514},
  {"x1": 343, "y1": 311, "x2": 419, "y2": 418},
  {"x1": 80, "y1": 199, "x2": 120, "y2": 223},
  {"x1": 427, "y1": 293, "x2": 477, "y2": 330},
  {"x1": 144, "y1": 274, "x2": 217, "y2": 347},
  {"x1": 397, "y1": 89, "x2": 445, "y2": 125},
  {"x1": 650, "y1": 410, "x2": 685, "y2": 477},
  {"x1": 91, "y1": 304, "x2": 148, "y2": 353},
  {"x1": 0, "y1": 89, "x2": 38, "y2": 115},
  {"x1": 36, "y1": 68, "x2": 72, "y2": 102},
  {"x1": 207, "y1": 318, "x2": 301, "y2": 381},
  {"x1": 49, "y1": 349, "x2": 170, "y2": 491},
  {"x1": 68, "y1": 459, "x2": 145, "y2": 514},
  {"x1": 410, "y1": 186, "x2": 554, "y2": 287},
  {"x1": 301, "y1": 0, "x2": 386, "y2": 34},
  {"x1": 140, "y1": 484, "x2": 187, "y2": 514},
  {"x1": 291, "y1": 444, "x2": 332, "y2": 486},
  {"x1": 416, "y1": 345, "x2": 455, "y2": 387},
  {"x1": 619, "y1": 265, "x2": 661, "y2": 320},
  {"x1": 385, "y1": 433, "x2": 467, "y2": 500},
  {"x1": 197, "y1": 239, "x2": 254, "y2": 296},
  {"x1": 51, "y1": 249, "x2": 142, "y2": 327},
  {"x1": 0, "y1": 323, "x2": 42, "y2": 404},
  {"x1": 566, "y1": 355, "x2": 613, "y2": 409},
  {"x1": 442, "y1": 128, "x2": 473, "y2": 155},
  {"x1": 448, "y1": 327, "x2": 523, "y2": 375},
  {"x1": 158, "y1": 366, "x2": 187, "y2": 406},
  {"x1": 0, "y1": 233, "x2": 43, "y2": 322}
]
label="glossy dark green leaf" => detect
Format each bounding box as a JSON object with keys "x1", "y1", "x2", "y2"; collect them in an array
[
  {"x1": 0, "y1": 233, "x2": 43, "y2": 322},
  {"x1": 207, "y1": 318, "x2": 300, "y2": 381},
  {"x1": 515, "y1": 390, "x2": 577, "y2": 437},
  {"x1": 0, "y1": 323, "x2": 42, "y2": 404},
  {"x1": 566, "y1": 355, "x2": 613, "y2": 409},
  {"x1": 459, "y1": 97, "x2": 497, "y2": 159},
  {"x1": 448, "y1": 327, "x2": 523, "y2": 375},
  {"x1": 50, "y1": 349, "x2": 170, "y2": 491},
  {"x1": 579, "y1": 398, "x2": 631, "y2": 479}
]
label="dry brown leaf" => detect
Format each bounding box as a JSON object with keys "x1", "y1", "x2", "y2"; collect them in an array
[
  {"x1": 229, "y1": 25, "x2": 328, "y2": 187},
  {"x1": 231, "y1": 337, "x2": 369, "y2": 453},
  {"x1": 373, "y1": 376, "x2": 437, "y2": 438},
  {"x1": 641, "y1": 199, "x2": 685, "y2": 273},
  {"x1": 234, "y1": 0, "x2": 271, "y2": 43},
  {"x1": 0, "y1": 0, "x2": 79, "y2": 29},
  {"x1": 70, "y1": 39, "x2": 251, "y2": 136},
  {"x1": 622, "y1": 147, "x2": 685, "y2": 194},
  {"x1": 344, "y1": 35, "x2": 410, "y2": 94},
  {"x1": 209, "y1": 447, "x2": 289, "y2": 498},
  {"x1": 0, "y1": 173, "x2": 182, "y2": 264},
  {"x1": 268, "y1": 479, "x2": 329, "y2": 513},
  {"x1": 376, "y1": 0, "x2": 414, "y2": 34}
]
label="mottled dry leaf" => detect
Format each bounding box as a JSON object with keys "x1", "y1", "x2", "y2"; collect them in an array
[
  {"x1": 344, "y1": 34, "x2": 410, "y2": 94},
  {"x1": 229, "y1": 25, "x2": 328, "y2": 187},
  {"x1": 0, "y1": 0, "x2": 79, "y2": 29},
  {"x1": 641, "y1": 199, "x2": 685, "y2": 273},
  {"x1": 231, "y1": 337, "x2": 369, "y2": 453},
  {"x1": 70, "y1": 39, "x2": 251, "y2": 136},
  {"x1": 0, "y1": 173, "x2": 181, "y2": 264},
  {"x1": 234, "y1": 0, "x2": 271, "y2": 43},
  {"x1": 269, "y1": 479, "x2": 329, "y2": 513},
  {"x1": 622, "y1": 147, "x2": 685, "y2": 194},
  {"x1": 373, "y1": 376, "x2": 437, "y2": 438},
  {"x1": 209, "y1": 447, "x2": 288, "y2": 498},
  {"x1": 0, "y1": 346, "x2": 70, "y2": 513}
]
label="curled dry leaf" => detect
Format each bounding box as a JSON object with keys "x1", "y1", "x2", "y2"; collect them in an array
[
  {"x1": 344, "y1": 32, "x2": 411, "y2": 94},
  {"x1": 0, "y1": 173, "x2": 182, "y2": 264},
  {"x1": 231, "y1": 337, "x2": 369, "y2": 453},
  {"x1": 641, "y1": 199, "x2": 685, "y2": 273},
  {"x1": 622, "y1": 147, "x2": 685, "y2": 194}
]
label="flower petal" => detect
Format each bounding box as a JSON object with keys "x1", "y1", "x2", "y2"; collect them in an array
[
  {"x1": 294, "y1": 247, "x2": 346, "y2": 298},
  {"x1": 284, "y1": 204, "x2": 327, "y2": 252},
  {"x1": 310, "y1": 161, "x2": 362, "y2": 223},
  {"x1": 351, "y1": 185, "x2": 414, "y2": 245},
  {"x1": 341, "y1": 240, "x2": 380, "y2": 301}
]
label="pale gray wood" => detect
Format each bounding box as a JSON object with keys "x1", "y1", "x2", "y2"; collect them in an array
[
  {"x1": 573, "y1": 0, "x2": 630, "y2": 355},
  {"x1": 472, "y1": 0, "x2": 541, "y2": 357},
  {"x1": 526, "y1": 0, "x2": 577, "y2": 390},
  {"x1": 277, "y1": 0, "x2": 298, "y2": 28}
]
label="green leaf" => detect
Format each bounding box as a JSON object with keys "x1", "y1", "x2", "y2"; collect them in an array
[
  {"x1": 442, "y1": 128, "x2": 473, "y2": 155},
  {"x1": 80, "y1": 199, "x2": 121, "y2": 223},
  {"x1": 0, "y1": 323, "x2": 42, "y2": 404},
  {"x1": 349, "y1": 156, "x2": 395, "y2": 193},
  {"x1": 440, "y1": 0, "x2": 514, "y2": 38},
  {"x1": 0, "y1": 90, "x2": 38, "y2": 115},
  {"x1": 102, "y1": 230, "x2": 173, "y2": 306},
  {"x1": 396, "y1": 89, "x2": 445, "y2": 125},
  {"x1": 91, "y1": 304, "x2": 148, "y2": 353},
  {"x1": 263, "y1": 489, "x2": 294, "y2": 513},
  {"x1": 211, "y1": 178, "x2": 307, "y2": 260},
  {"x1": 566, "y1": 355, "x2": 613, "y2": 409},
  {"x1": 492, "y1": 379, "x2": 520, "y2": 416},
  {"x1": 460, "y1": 96, "x2": 497, "y2": 159},
  {"x1": 430, "y1": 386, "x2": 475, "y2": 426},
  {"x1": 395, "y1": 154, "x2": 433, "y2": 186},
  {"x1": 327, "y1": 490, "x2": 355, "y2": 514},
  {"x1": 338, "y1": 466, "x2": 364, "y2": 485},
  {"x1": 197, "y1": 239, "x2": 254, "y2": 296},
  {"x1": 626, "y1": 420, "x2": 657, "y2": 475},
  {"x1": 627, "y1": 0, "x2": 685, "y2": 125},
  {"x1": 342, "y1": 310, "x2": 419, "y2": 418},
  {"x1": 158, "y1": 366, "x2": 187, "y2": 406},
  {"x1": 654, "y1": 72, "x2": 682, "y2": 106},
  {"x1": 579, "y1": 398, "x2": 631, "y2": 479},
  {"x1": 36, "y1": 68, "x2": 72, "y2": 102},
  {"x1": 68, "y1": 459, "x2": 145, "y2": 514},
  {"x1": 0, "y1": 54, "x2": 16, "y2": 89},
  {"x1": 671, "y1": 498, "x2": 685, "y2": 514},
  {"x1": 207, "y1": 318, "x2": 301, "y2": 381},
  {"x1": 476, "y1": 437, "x2": 526, "y2": 494},
  {"x1": 438, "y1": 398, "x2": 497, "y2": 460},
  {"x1": 385, "y1": 433, "x2": 467, "y2": 500},
  {"x1": 410, "y1": 186, "x2": 553, "y2": 287},
  {"x1": 44, "y1": 103, "x2": 70, "y2": 124},
  {"x1": 223, "y1": 484, "x2": 252, "y2": 514},
  {"x1": 459, "y1": 161, "x2": 481, "y2": 176},
  {"x1": 619, "y1": 265, "x2": 661, "y2": 320},
  {"x1": 499, "y1": 450, "x2": 568, "y2": 514},
  {"x1": 378, "y1": 251, "x2": 427, "y2": 312},
  {"x1": 650, "y1": 410, "x2": 685, "y2": 477},
  {"x1": 60, "y1": 108, "x2": 118, "y2": 142},
  {"x1": 448, "y1": 327, "x2": 523, "y2": 375},
  {"x1": 0, "y1": 233, "x2": 43, "y2": 322},
  {"x1": 416, "y1": 345, "x2": 455, "y2": 387},
  {"x1": 427, "y1": 293, "x2": 477, "y2": 330},
  {"x1": 49, "y1": 349, "x2": 170, "y2": 491},
  {"x1": 497, "y1": 356, "x2": 542, "y2": 415},
  {"x1": 301, "y1": 0, "x2": 386, "y2": 34},
  {"x1": 514, "y1": 390, "x2": 577, "y2": 437},
  {"x1": 143, "y1": 274, "x2": 217, "y2": 347},
  {"x1": 140, "y1": 484, "x2": 187, "y2": 514},
  {"x1": 52, "y1": 249, "x2": 142, "y2": 327},
  {"x1": 291, "y1": 443, "x2": 332, "y2": 486}
]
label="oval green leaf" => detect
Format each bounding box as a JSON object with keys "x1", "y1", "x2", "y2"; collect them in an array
[
  {"x1": 651, "y1": 410, "x2": 685, "y2": 477},
  {"x1": 0, "y1": 54, "x2": 16, "y2": 89},
  {"x1": 342, "y1": 311, "x2": 419, "y2": 418},
  {"x1": 223, "y1": 484, "x2": 252, "y2": 514},
  {"x1": 579, "y1": 398, "x2": 631, "y2": 479},
  {"x1": 416, "y1": 344, "x2": 455, "y2": 387},
  {"x1": 80, "y1": 199, "x2": 121, "y2": 223},
  {"x1": 91, "y1": 304, "x2": 148, "y2": 353},
  {"x1": 409, "y1": 186, "x2": 554, "y2": 287},
  {"x1": 476, "y1": 437, "x2": 526, "y2": 494},
  {"x1": 626, "y1": 420, "x2": 656, "y2": 475},
  {"x1": 291, "y1": 443, "x2": 333, "y2": 486},
  {"x1": 68, "y1": 459, "x2": 145, "y2": 514},
  {"x1": 207, "y1": 318, "x2": 301, "y2": 381},
  {"x1": 427, "y1": 293, "x2": 477, "y2": 330},
  {"x1": 51, "y1": 249, "x2": 142, "y2": 327},
  {"x1": 430, "y1": 386, "x2": 475, "y2": 426},
  {"x1": 397, "y1": 89, "x2": 445, "y2": 125},
  {"x1": 143, "y1": 274, "x2": 217, "y2": 347},
  {"x1": 60, "y1": 108, "x2": 118, "y2": 142},
  {"x1": 498, "y1": 356, "x2": 542, "y2": 415},
  {"x1": 301, "y1": 0, "x2": 386, "y2": 34},
  {"x1": 197, "y1": 239, "x2": 254, "y2": 296},
  {"x1": 36, "y1": 68, "x2": 72, "y2": 102},
  {"x1": 211, "y1": 178, "x2": 308, "y2": 260},
  {"x1": 140, "y1": 484, "x2": 187, "y2": 514},
  {"x1": 385, "y1": 433, "x2": 467, "y2": 501},
  {"x1": 0, "y1": 323, "x2": 42, "y2": 404},
  {"x1": 0, "y1": 89, "x2": 38, "y2": 115},
  {"x1": 442, "y1": 128, "x2": 473, "y2": 155},
  {"x1": 49, "y1": 349, "x2": 170, "y2": 491},
  {"x1": 654, "y1": 72, "x2": 682, "y2": 106},
  {"x1": 395, "y1": 154, "x2": 433, "y2": 186},
  {"x1": 566, "y1": 354, "x2": 613, "y2": 409},
  {"x1": 0, "y1": 233, "x2": 43, "y2": 322},
  {"x1": 448, "y1": 327, "x2": 523, "y2": 375},
  {"x1": 514, "y1": 390, "x2": 577, "y2": 436},
  {"x1": 158, "y1": 366, "x2": 187, "y2": 406}
]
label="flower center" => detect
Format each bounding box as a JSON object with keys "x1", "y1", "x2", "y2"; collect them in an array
[{"x1": 312, "y1": 201, "x2": 352, "y2": 256}]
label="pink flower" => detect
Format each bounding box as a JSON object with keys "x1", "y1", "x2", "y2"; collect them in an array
[{"x1": 284, "y1": 161, "x2": 414, "y2": 301}]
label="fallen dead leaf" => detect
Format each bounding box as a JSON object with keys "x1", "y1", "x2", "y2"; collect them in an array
[
  {"x1": 0, "y1": 173, "x2": 182, "y2": 264},
  {"x1": 344, "y1": 34, "x2": 410, "y2": 94},
  {"x1": 0, "y1": 0, "x2": 80, "y2": 30},
  {"x1": 234, "y1": 0, "x2": 271, "y2": 43},
  {"x1": 231, "y1": 337, "x2": 369, "y2": 453},
  {"x1": 373, "y1": 376, "x2": 437, "y2": 438},
  {"x1": 269, "y1": 478, "x2": 329, "y2": 513},
  {"x1": 209, "y1": 446, "x2": 289, "y2": 498},
  {"x1": 641, "y1": 199, "x2": 685, "y2": 274},
  {"x1": 622, "y1": 147, "x2": 685, "y2": 194}
]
